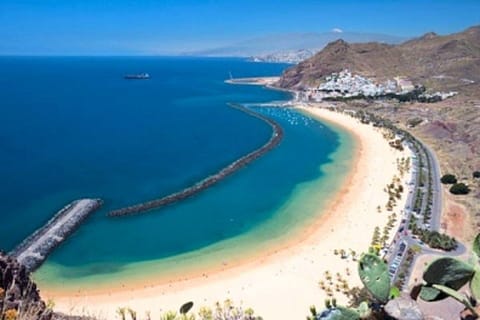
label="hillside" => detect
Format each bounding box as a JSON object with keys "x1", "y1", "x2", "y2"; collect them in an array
[
  {"x1": 277, "y1": 25, "x2": 480, "y2": 94},
  {"x1": 277, "y1": 25, "x2": 480, "y2": 243}
]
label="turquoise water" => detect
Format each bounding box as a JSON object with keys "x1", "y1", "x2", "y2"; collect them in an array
[{"x1": 0, "y1": 57, "x2": 351, "y2": 286}]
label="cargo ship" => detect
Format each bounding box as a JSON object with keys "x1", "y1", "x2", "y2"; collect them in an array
[{"x1": 124, "y1": 73, "x2": 150, "y2": 80}]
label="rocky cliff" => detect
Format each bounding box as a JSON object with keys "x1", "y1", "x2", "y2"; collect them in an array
[
  {"x1": 0, "y1": 252, "x2": 92, "y2": 320},
  {"x1": 0, "y1": 252, "x2": 52, "y2": 319}
]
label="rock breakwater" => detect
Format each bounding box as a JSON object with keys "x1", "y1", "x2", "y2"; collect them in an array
[
  {"x1": 10, "y1": 199, "x2": 103, "y2": 272},
  {"x1": 108, "y1": 103, "x2": 283, "y2": 217}
]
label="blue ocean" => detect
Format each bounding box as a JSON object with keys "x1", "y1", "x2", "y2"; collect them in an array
[{"x1": 0, "y1": 57, "x2": 352, "y2": 287}]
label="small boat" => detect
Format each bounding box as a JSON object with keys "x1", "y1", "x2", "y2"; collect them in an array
[{"x1": 124, "y1": 73, "x2": 150, "y2": 80}]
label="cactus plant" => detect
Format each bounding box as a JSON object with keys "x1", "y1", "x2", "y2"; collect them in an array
[
  {"x1": 355, "y1": 301, "x2": 371, "y2": 319},
  {"x1": 179, "y1": 301, "x2": 194, "y2": 314},
  {"x1": 473, "y1": 233, "x2": 480, "y2": 257},
  {"x1": 470, "y1": 267, "x2": 480, "y2": 301},
  {"x1": 423, "y1": 257, "x2": 475, "y2": 288},
  {"x1": 358, "y1": 253, "x2": 390, "y2": 303},
  {"x1": 316, "y1": 306, "x2": 360, "y2": 320},
  {"x1": 431, "y1": 284, "x2": 478, "y2": 317},
  {"x1": 419, "y1": 257, "x2": 475, "y2": 301}
]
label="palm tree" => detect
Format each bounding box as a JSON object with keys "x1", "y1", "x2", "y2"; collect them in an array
[
  {"x1": 116, "y1": 308, "x2": 126, "y2": 320},
  {"x1": 349, "y1": 249, "x2": 357, "y2": 261},
  {"x1": 127, "y1": 308, "x2": 137, "y2": 320},
  {"x1": 319, "y1": 280, "x2": 326, "y2": 290}
]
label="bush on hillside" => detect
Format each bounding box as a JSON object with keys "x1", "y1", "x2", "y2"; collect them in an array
[
  {"x1": 440, "y1": 174, "x2": 457, "y2": 184},
  {"x1": 450, "y1": 183, "x2": 470, "y2": 195},
  {"x1": 473, "y1": 171, "x2": 480, "y2": 179}
]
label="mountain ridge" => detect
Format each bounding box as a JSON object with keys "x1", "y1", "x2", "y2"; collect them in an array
[
  {"x1": 276, "y1": 25, "x2": 480, "y2": 246},
  {"x1": 183, "y1": 31, "x2": 407, "y2": 57},
  {"x1": 277, "y1": 25, "x2": 480, "y2": 93}
]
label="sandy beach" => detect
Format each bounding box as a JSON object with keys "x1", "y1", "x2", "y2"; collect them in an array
[
  {"x1": 45, "y1": 104, "x2": 412, "y2": 319},
  {"x1": 224, "y1": 76, "x2": 280, "y2": 86}
]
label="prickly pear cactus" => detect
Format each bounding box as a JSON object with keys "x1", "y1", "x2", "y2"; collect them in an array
[
  {"x1": 179, "y1": 301, "x2": 194, "y2": 314},
  {"x1": 470, "y1": 267, "x2": 480, "y2": 301},
  {"x1": 420, "y1": 257, "x2": 474, "y2": 301},
  {"x1": 317, "y1": 307, "x2": 360, "y2": 320},
  {"x1": 432, "y1": 284, "x2": 478, "y2": 317},
  {"x1": 358, "y1": 253, "x2": 390, "y2": 303},
  {"x1": 423, "y1": 257, "x2": 474, "y2": 289},
  {"x1": 470, "y1": 233, "x2": 480, "y2": 300},
  {"x1": 355, "y1": 301, "x2": 371, "y2": 319},
  {"x1": 473, "y1": 233, "x2": 480, "y2": 257}
]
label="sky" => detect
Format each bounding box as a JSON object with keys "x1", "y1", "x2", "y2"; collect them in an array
[{"x1": 0, "y1": 0, "x2": 479, "y2": 55}]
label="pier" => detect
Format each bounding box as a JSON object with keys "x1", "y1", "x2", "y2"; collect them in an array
[
  {"x1": 108, "y1": 103, "x2": 284, "y2": 217},
  {"x1": 10, "y1": 199, "x2": 103, "y2": 272}
]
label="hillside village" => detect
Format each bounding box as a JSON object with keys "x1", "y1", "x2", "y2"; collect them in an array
[{"x1": 300, "y1": 69, "x2": 457, "y2": 102}]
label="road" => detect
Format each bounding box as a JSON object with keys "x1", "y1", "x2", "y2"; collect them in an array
[
  {"x1": 386, "y1": 132, "x2": 466, "y2": 288},
  {"x1": 421, "y1": 140, "x2": 443, "y2": 231}
]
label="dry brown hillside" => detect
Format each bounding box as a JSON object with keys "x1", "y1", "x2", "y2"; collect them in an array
[
  {"x1": 277, "y1": 25, "x2": 480, "y2": 94},
  {"x1": 277, "y1": 25, "x2": 480, "y2": 243}
]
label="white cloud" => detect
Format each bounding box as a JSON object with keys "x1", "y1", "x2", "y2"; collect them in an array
[{"x1": 331, "y1": 28, "x2": 343, "y2": 33}]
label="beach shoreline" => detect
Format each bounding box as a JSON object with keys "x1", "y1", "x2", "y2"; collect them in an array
[
  {"x1": 224, "y1": 76, "x2": 280, "y2": 86},
  {"x1": 43, "y1": 103, "x2": 411, "y2": 319}
]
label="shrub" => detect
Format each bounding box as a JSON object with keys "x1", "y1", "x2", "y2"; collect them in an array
[
  {"x1": 3, "y1": 309, "x2": 18, "y2": 320},
  {"x1": 473, "y1": 171, "x2": 480, "y2": 179},
  {"x1": 450, "y1": 183, "x2": 470, "y2": 195},
  {"x1": 440, "y1": 174, "x2": 457, "y2": 184},
  {"x1": 406, "y1": 117, "x2": 423, "y2": 128}
]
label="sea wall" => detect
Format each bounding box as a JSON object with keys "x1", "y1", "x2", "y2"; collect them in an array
[
  {"x1": 108, "y1": 103, "x2": 284, "y2": 217},
  {"x1": 10, "y1": 199, "x2": 103, "y2": 272}
]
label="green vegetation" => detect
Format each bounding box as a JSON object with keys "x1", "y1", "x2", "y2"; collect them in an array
[
  {"x1": 307, "y1": 302, "x2": 362, "y2": 320},
  {"x1": 474, "y1": 171, "x2": 480, "y2": 179},
  {"x1": 450, "y1": 182, "x2": 470, "y2": 195},
  {"x1": 318, "y1": 270, "x2": 353, "y2": 298},
  {"x1": 358, "y1": 253, "x2": 391, "y2": 303},
  {"x1": 116, "y1": 300, "x2": 262, "y2": 320},
  {"x1": 307, "y1": 108, "x2": 478, "y2": 318},
  {"x1": 410, "y1": 226, "x2": 457, "y2": 251},
  {"x1": 440, "y1": 174, "x2": 457, "y2": 184},
  {"x1": 392, "y1": 248, "x2": 417, "y2": 289},
  {"x1": 420, "y1": 258, "x2": 474, "y2": 300},
  {"x1": 406, "y1": 117, "x2": 423, "y2": 128},
  {"x1": 311, "y1": 233, "x2": 480, "y2": 319},
  {"x1": 384, "y1": 176, "x2": 404, "y2": 212},
  {"x1": 416, "y1": 256, "x2": 479, "y2": 317},
  {"x1": 180, "y1": 301, "x2": 194, "y2": 315}
]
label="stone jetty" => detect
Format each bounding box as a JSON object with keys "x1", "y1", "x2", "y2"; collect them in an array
[
  {"x1": 108, "y1": 103, "x2": 283, "y2": 217},
  {"x1": 10, "y1": 199, "x2": 103, "y2": 272}
]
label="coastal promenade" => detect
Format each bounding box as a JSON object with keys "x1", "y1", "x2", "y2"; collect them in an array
[
  {"x1": 108, "y1": 103, "x2": 283, "y2": 217},
  {"x1": 11, "y1": 199, "x2": 102, "y2": 272}
]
